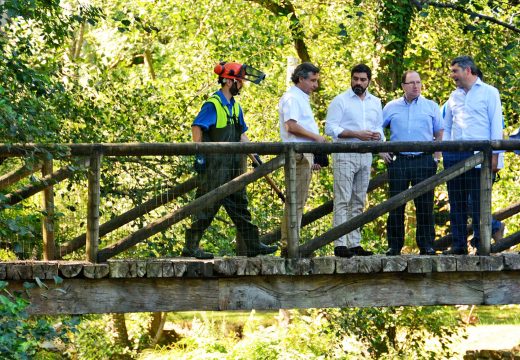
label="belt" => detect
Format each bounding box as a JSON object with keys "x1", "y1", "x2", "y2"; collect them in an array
[{"x1": 396, "y1": 152, "x2": 431, "y2": 159}]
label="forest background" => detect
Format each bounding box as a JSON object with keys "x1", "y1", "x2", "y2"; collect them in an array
[{"x1": 1, "y1": 0, "x2": 520, "y2": 358}]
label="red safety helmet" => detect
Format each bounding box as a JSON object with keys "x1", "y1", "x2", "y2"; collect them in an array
[{"x1": 214, "y1": 62, "x2": 266, "y2": 85}]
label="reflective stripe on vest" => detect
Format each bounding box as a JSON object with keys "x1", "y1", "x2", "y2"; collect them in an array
[{"x1": 206, "y1": 95, "x2": 241, "y2": 129}]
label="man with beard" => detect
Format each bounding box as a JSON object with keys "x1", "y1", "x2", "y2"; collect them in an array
[
  {"x1": 442, "y1": 55, "x2": 503, "y2": 255},
  {"x1": 183, "y1": 62, "x2": 278, "y2": 259},
  {"x1": 325, "y1": 64, "x2": 383, "y2": 258}
]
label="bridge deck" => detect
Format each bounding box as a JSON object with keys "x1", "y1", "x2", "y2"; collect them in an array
[{"x1": 3, "y1": 254, "x2": 520, "y2": 314}]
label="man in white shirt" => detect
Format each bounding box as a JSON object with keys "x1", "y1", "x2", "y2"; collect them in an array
[
  {"x1": 442, "y1": 55, "x2": 503, "y2": 255},
  {"x1": 279, "y1": 62, "x2": 326, "y2": 254},
  {"x1": 325, "y1": 64, "x2": 383, "y2": 258}
]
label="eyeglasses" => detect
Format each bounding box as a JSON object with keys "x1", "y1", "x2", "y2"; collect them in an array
[{"x1": 403, "y1": 81, "x2": 422, "y2": 85}]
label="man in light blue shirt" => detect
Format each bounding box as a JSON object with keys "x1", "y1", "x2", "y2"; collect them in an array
[
  {"x1": 442, "y1": 56, "x2": 503, "y2": 255},
  {"x1": 380, "y1": 70, "x2": 443, "y2": 256}
]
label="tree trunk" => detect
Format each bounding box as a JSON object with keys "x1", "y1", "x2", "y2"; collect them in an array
[{"x1": 376, "y1": 0, "x2": 414, "y2": 92}]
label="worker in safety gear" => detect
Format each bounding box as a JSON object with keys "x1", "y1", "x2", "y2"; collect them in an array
[{"x1": 182, "y1": 62, "x2": 278, "y2": 259}]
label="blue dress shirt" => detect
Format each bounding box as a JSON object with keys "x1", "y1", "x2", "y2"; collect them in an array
[
  {"x1": 382, "y1": 95, "x2": 443, "y2": 155},
  {"x1": 192, "y1": 90, "x2": 247, "y2": 133}
]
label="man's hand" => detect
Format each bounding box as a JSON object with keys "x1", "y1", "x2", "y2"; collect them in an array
[
  {"x1": 356, "y1": 130, "x2": 380, "y2": 141},
  {"x1": 314, "y1": 134, "x2": 327, "y2": 143},
  {"x1": 194, "y1": 154, "x2": 206, "y2": 174},
  {"x1": 379, "y1": 152, "x2": 393, "y2": 164}
]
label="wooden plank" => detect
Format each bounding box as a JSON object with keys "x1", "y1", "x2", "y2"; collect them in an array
[
  {"x1": 3, "y1": 270, "x2": 520, "y2": 315},
  {"x1": 2, "y1": 140, "x2": 517, "y2": 158},
  {"x1": 96, "y1": 155, "x2": 285, "y2": 262},
  {"x1": 299, "y1": 152, "x2": 484, "y2": 257},
  {"x1": 0, "y1": 162, "x2": 42, "y2": 190},
  {"x1": 32, "y1": 262, "x2": 58, "y2": 280},
  {"x1": 59, "y1": 177, "x2": 198, "y2": 257},
  {"x1": 1, "y1": 158, "x2": 89, "y2": 206},
  {"x1": 13, "y1": 278, "x2": 219, "y2": 314},
  {"x1": 41, "y1": 158, "x2": 55, "y2": 261},
  {"x1": 503, "y1": 254, "x2": 520, "y2": 270},
  {"x1": 492, "y1": 231, "x2": 520, "y2": 253},
  {"x1": 59, "y1": 262, "x2": 85, "y2": 278},
  {"x1": 311, "y1": 257, "x2": 335, "y2": 274},
  {"x1": 218, "y1": 273, "x2": 488, "y2": 310},
  {"x1": 83, "y1": 264, "x2": 109, "y2": 279},
  {"x1": 284, "y1": 148, "x2": 299, "y2": 258},
  {"x1": 382, "y1": 256, "x2": 407, "y2": 272},
  {"x1": 479, "y1": 149, "x2": 493, "y2": 255},
  {"x1": 483, "y1": 272, "x2": 520, "y2": 304},
  {"x1": 86, "y1": 152, "x2": 102, "y2": 263}
]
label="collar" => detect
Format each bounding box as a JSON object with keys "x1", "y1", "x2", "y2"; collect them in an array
[
  {"x1": 347, "y1": 88, "x2": 372, "y2": 100},
  {"x1": 216, "y1": 89, "x2": 234, "y2": 106},
  {"x1": 291, "y1": 85, "x2": 310, "y2": 100},
  {"x1": 402, "y1": 95, "x2": 420, "y2": 104}
]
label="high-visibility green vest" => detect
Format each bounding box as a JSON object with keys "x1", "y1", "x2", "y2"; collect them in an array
[{"x1": 206, "y1": 94, "x2": 241, "y2": 129}]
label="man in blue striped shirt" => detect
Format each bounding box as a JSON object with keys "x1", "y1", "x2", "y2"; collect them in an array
[
  {"x1": 442, "y1": 55, "x2": 504, "y2": 255},
  {"x1": 380, "y1": 70, "x2": 443, "y2": 256}
]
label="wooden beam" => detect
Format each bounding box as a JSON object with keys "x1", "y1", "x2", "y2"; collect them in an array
[
  {"x1": 0, "y1": 162, "x2": 42, "y2": 190},
  {"x1": 492, "y1": 231, "x2": 520, "y2": 253},
  {"x1": 58, "y1": 177, "x2": 198, "y2": 257},
  {"x1": 284, "y1": 148, "x2": 299, "y2": 258},
  {"x1": 6, "y1": 270, "x2": 520, "y2": 315},
  {"x1": 0, "y1": 158, "x2": 89, "y2": 207},
  {"x1": 1, "y1": 140, "x2": 518, "y2": 157},
  {"x1": 41, "y1": 159, "x2": 55, "y2": 261},
  {"x1": 479, "y1": 149, "x2": 493, "y2": 255},
  {"x1": 96, "y1": 155, "x2": 285, "y2": 262},
  {"x1": 86, "y1": 153, "x2": 102, "y2": 263},
  {"x1": 299, "y1": 153, "x2": 484, "y2": 257}
]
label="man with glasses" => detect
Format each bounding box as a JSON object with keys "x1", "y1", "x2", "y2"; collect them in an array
[
  {"x1": 380, "y1": 71, "x2": 443, "y2": 256},
  {"x1": 442, "y1": 55, "x2": 503, "y2": 255},
  {"x1": 325, "y1": 64, "x2": 383, "y2": 258}
]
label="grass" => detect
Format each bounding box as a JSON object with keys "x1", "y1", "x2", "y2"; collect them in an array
[{"x1": 171, "y1": 305, "x2": 520, "y2": 328}]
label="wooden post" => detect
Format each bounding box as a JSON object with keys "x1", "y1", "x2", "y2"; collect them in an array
[
  {"x1": 86, "y1": 152, "x2": 102, "y2": 263},
  {"x1": 479, "y1": 149, "x2": 493, "y2": 256},
  {"x1": 41, "y1": 158, "x2": 55, "y2": 261},
  {"x1": 284, "y1": 148, "x2": 299, "y2": 258}
]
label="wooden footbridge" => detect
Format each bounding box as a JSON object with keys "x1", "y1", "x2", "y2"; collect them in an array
[{"x1": 1, "y1": 141, "x2": 520, "y2": 315}]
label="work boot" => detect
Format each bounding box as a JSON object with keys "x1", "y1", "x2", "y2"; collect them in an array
[
  {"x1": 183, "y1": 230, "x2": 214, "y2": 259},
  {"x1": 246, "y1": 242, "x2": 278, "y2": 257}
]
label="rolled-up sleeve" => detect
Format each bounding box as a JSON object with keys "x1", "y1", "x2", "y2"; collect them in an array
[{"x1": 325, "y1": 98, "x2": 344, "y2": 139}]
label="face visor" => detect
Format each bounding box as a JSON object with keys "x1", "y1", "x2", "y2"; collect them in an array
[{"x1": 214, "y1": 62, "x2": 266, "y2": 85}]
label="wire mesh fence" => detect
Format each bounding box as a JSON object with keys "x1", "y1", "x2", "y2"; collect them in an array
[{"x1": 1, "y1": 142, "x2": 519, "y2": 262}]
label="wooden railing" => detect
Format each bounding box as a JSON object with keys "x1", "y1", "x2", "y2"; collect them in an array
[{"x1": 1, "y1": 140, "x2": 520, "y2": 263}]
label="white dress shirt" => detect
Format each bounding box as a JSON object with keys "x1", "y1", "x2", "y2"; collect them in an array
[
  {"x1": 278, "y1": 85, "x2": 319, "y2": 142},
  {"x1": 325, "y1": 88, "x2": 384, "y2": 142},
  {"x1": 443, "y1": 78, "x2": 503, "y2": 142}
]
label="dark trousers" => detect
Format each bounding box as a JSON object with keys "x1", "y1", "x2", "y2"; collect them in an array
[
  {"x1": 387, "y1": 154, "x2": 437, "y2": 251},
  {"x1": 186, "y1": 155, "x2": 259, "y2": 246},
  {"x1": 443, "y1": 151, "x2": 481, "y2": 251}
]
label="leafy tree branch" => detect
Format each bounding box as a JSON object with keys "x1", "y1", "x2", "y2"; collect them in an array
[
  {"x1": 412, "y1": 0, "x2": 520, "y2": 33},
  {"x1": 246, "y1": 0, "x2": 311, "y2": 62}
]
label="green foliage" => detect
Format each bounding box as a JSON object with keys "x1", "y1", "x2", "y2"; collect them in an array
[
  {"x1": 0, "y1": 281, "x2": 78, "y2": 359},
  {"x1": 325, "y1": 306, "x2": 466, "y2": 359}
]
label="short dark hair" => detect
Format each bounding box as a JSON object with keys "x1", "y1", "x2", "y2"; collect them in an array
[
  {"x1": 451, "y1": 55, "x2": 478, "y2": 75},
  {"x1": 351, "y1": 64, "x2": 372, "y2": 80},
  {"x1": 291, "y1": 62, "x2": 320, "y2": 84},
  {"x1": 401, "y1": 70, "x2": 419, "y2": 84},
  {"x1": 476, "y1": 68, "x2": 483, "y2": 81}
]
